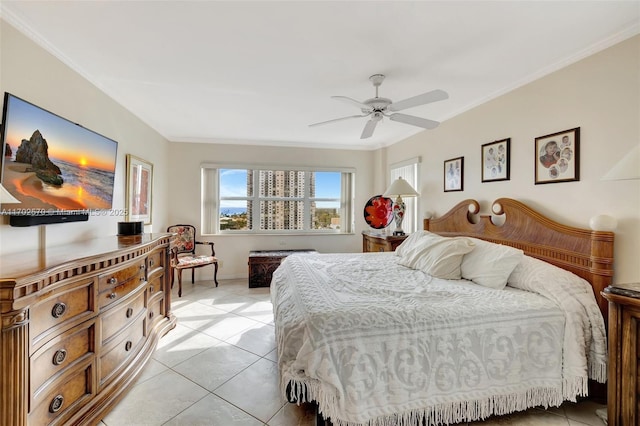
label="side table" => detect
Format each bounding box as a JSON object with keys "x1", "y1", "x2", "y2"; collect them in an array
[{"x1": 602, "y1": 282, "x2": 640, "y2": 426}]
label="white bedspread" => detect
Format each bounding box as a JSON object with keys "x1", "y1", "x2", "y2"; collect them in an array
[{"x1": 271, "y1": 252, "x2": 607, "y2": 426}]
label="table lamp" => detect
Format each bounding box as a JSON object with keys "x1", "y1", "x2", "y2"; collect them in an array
[{"x1": 383, "y1": 177, "x2": 419, "y2": 235}]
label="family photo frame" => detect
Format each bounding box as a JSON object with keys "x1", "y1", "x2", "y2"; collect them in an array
[
  {"x1": 444, "y1": 156, "x2": 464, "y2": 192},
  {"x1": 535, "y1": 127, "x2": 579, "y2": 184},
  {"x1": 126, "y1": 154, "x2": 153, "y2": 224},
  {"x1": 481, "y1": 138, "x2": 510, "y2": 182}
]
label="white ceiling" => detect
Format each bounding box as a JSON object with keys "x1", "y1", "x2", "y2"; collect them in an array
[{"x1": 1, "y1": 1, "x2": 639, "y2": 150}]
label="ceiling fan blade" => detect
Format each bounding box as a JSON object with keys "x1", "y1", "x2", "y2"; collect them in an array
[
  {"x1": 389, "y1": 113, "x2": 440, "y2": 130},
  {"x1": 309, "y1": 114, "x2": 369, "y2": 127},
  {"x1": 331, "y1": 96, "x2": 371, "y2": 110},
  {"x1": 388, "y1": 89, "x2": 449, "y2": 112},
  {"x1": 360, "y1": 118, "x2": 378, "y2": 139}
]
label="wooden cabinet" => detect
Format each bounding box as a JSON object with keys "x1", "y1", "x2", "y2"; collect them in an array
[
  {"x1": 248, "y1": 249, "x2": 317, "y2": 288},
  {"x1": 0, "y1": 234, "x2": 176, "y2": 426},
  {"x1": 603, "y1": 282, "x2": 640, "y2": 426},
  {"x1": 362, "y1": 231, "x2": 408, "y2": 252}
]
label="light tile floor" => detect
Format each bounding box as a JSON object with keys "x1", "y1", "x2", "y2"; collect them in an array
[{"x1": 100, "y1": 278, "x2": 607, "y2": 426}]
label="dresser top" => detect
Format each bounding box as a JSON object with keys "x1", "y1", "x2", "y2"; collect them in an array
[
  {"x1": 604, "y1": 282, "x2": 640, "y2": 299},
  {"x1": 0, "y1": 233, "x2": 171, "y2": 280}
]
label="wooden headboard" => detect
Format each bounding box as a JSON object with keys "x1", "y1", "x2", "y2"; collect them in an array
[{"x1": 424, "y1": 198, "x2": 614, "y2": 319}]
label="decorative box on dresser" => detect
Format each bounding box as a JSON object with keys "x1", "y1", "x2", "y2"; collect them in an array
[
  {"x1": 602, "y1": 282, "x2": 640, "y2": 426},
  {"x1": 362, "y1": 231, "x2": 408, "y2": 252},
  {"x1": 0, "y1": 233, "x2": 177, "y2": 426}
]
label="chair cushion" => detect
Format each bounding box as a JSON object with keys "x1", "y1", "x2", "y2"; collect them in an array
[
  {"x1": 175, "y1": 255, "x2": 217, "y2": 268},
  {"x1": 168, "y1": 225, "x2": 195, "y2": 252}
]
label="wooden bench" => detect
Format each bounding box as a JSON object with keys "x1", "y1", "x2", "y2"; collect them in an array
[{"x1": 248, "y1": 249, "x2": 317, "y2": 288}]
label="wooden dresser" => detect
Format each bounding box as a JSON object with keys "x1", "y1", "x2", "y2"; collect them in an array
[
  {"x1": 362, "y1": 231, "x2": 408, "y2": 252},
  {"x1": 0, "y1": 233, "x2": 177, "y2": 426},
  {"x1": 602, "y1": 282, "x2": 640, "y2": 426}
]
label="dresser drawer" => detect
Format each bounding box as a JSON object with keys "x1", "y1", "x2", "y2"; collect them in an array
[
  {"x1": 98, "y1": 260, "x2": 146, "y2": 310},
  {"x1": 30, "y1": 279, "x2": 95, "y2": 350},
  {"x1": 147, "y1": 273, "x2": 163, "y2": 298},
  {"x1": 99, "y1": 260, "x2": 146, "y2": 294},
  {"x1": 29, "y1": 362, "x2": 94, "y2": 426},
  {"x1": 100, "y1": 286, "x2": 146, "y2": 345},
  {"x1": 147, "y1": 293, "x2": 166, "y2": 332},
  {"x1": 147, "y1": 248, "x2": 165, "y2": 277},
  {"x1": 30, "y1": 320, "x2": 96, "y2": 400},
  {"x1": 99, "y1": 313, "x2": 146, "y2": 387}
]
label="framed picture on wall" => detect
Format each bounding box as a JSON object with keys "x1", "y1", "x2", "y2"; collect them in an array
[
  {"x1": 126, "y1": 154, "x2": 153, "y2": 225},
  {"x1": 481, "y1": 138, "x2": 510, "y2": 182},
  {"x1": 535, "y1": 127, "x2": 580, "y2": 184},
  {"x1": 444, "y1": 156, "x2": 464, "y2": 192}
]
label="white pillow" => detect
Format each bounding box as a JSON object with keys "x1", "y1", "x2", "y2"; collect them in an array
[
  {"x1": 398, "y1": 232, "x2": 475, "y2": 279},
  {"x1": 395, "y1": 231, "x2": 429, "y2": 257},
  {"x1": 460, "y1": 238, "x2": 524, "y2": 290}
]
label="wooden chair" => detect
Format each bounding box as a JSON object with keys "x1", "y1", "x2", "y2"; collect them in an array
[{"x1": 167, "y1": 224, "x2": 219, "y2": 297}]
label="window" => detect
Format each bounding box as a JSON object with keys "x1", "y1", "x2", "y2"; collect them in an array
[
  {"x1": 389, "y1": 157, "x2": 420, "y2": 234},
  {"x1": 201, "y1": 166, "x2": 355, "y2": 234}
]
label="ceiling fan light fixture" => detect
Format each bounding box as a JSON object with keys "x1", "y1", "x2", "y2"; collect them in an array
[{"x1": 309, "y1": 73, "x2": 448, "y2": 138}]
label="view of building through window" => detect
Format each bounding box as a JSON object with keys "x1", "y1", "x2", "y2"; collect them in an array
[{"x1": 219, "y1": 169, "x2": 342, "y2": 232}]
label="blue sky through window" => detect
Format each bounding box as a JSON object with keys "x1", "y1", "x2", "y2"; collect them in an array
[{"x1": 219, "y1": 169, "x2": 341, "y2": 213}]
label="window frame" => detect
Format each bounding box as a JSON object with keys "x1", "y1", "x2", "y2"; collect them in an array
[{"x1": 201, "y1": 164, "x2": 355, "y2": 235}]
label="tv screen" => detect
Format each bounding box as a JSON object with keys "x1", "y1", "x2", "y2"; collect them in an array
[{"x1": 1, "y1": 93, "x2": 118, "y2": 224}]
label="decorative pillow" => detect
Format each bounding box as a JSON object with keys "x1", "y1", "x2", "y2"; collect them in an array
[
  {"x1": 398, "y1": 232, "x2": 475, "y2": 279},
  {"x1": 460, "y1": 238, "x2": 524, "y2": 290},
  {"x1": 395, "y1": 231, "x2": 429, "y2": 257}
]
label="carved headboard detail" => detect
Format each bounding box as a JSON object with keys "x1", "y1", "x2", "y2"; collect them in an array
[{"x1": 424, "y1": 198, "x2": 614, "y2": 319}]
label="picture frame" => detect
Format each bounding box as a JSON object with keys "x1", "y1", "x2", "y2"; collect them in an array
[
  {"x1": 535, "y1": 127, "x2": 580, "y2": 184},
  {"x1": 444, "y1": 156, "x2": 464, "y2": 192},
  {"x1": 481, "y1": 138, "x2": 510, "y2": 182},
  {"x1": 126, "y1": 154, "x2": 153, "y2": 225}
]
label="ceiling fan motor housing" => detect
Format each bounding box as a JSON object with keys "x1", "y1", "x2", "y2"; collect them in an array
[{"x1": 362, "y1": 97, "x2": 392, "y2": 113}]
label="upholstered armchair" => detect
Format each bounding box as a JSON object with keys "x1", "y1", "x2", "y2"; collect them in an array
[{"x1": 167, "y1": 224, "x2": 219, "y2": 297}]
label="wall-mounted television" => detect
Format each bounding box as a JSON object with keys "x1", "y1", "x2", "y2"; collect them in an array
[{"x1": 0, "y1": 92, "x2": 118, "y2": 226}]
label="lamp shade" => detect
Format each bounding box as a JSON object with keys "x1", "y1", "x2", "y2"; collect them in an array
[
  {"x1": 383, "y1": 177, "x2": 419, "y2": 198},
  {"x1": 602, "y1": 144, "x2": 640, "y2": 181}
]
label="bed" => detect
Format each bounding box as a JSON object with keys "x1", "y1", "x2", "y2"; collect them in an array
[{"x1": 271, "y1": 198, "x2": 614, "y2": 426}]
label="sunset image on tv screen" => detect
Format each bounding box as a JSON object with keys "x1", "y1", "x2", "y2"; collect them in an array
[{"x1": 1, "y1": 94, "x2": 118, "y2": 212}]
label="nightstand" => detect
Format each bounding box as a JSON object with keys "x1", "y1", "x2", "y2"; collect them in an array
[
  {"x1": 602, "y1": 282, "x2": 640, "y2": 426},
  {"x1": 362, "y1": 231, "x2": 408, "y2": 252}
]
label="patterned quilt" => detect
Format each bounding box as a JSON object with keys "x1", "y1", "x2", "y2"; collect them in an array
[{"x1": 271, "y1": 252, "x2": 607, "y2": 426}]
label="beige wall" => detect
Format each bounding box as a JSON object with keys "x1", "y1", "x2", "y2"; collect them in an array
[
  {"x1": 384, "y1": 35, "x2": 640, "y2": 284},
  {"x1": 2, "y1": 18, "x2": 637, "y2": 286},
  {"x1": 167, "y1": 142, "x2": 375, "y2": 279},
  {"x1": 0, "y1": 21, "x2": 170, "y2": 256}
]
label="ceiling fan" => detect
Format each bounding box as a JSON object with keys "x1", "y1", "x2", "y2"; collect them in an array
[{"x1": 309, "y1": 74, "x2": 449, "y2": 139}]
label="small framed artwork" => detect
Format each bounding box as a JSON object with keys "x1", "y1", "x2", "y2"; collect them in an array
[
  {"x1": 481, "y1": 138, "x2": 510, "y2": 182},
  {"x1": 535, "y1": 127, "x2": 580, "y2": 184},
  {"x1": 444, "y1": 156, "x2": 464, "y2": 192},
  {"x1": 126, "y1": 154, "x2": 153, "y2": 224}
]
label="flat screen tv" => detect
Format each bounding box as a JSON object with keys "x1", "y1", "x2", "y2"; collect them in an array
[{"x1": 0, "y1": 92, "x2": 118, "y2": 226}]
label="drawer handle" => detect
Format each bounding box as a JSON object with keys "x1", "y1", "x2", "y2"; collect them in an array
[
  {"x1": 149, "y1": 259, "x2": 154, "y2": 267},
  {"x1": 49, "y1": 395, "x2": 64, "y2": 413},
  {"x1": 149, "y1": 286, "x2": 154, "y2": 293},
  {"x1": 51, "y1": 303, "x2": 67, "y2": 318},
  {"x1": 149, "y1": 311, "x2": 154, "y2": 319},
  {"x1": 140, "y1": 264, "x2": 146, "y2": 270},
  {"x1": 109, "y1": 292, "x2": 117, "y2": 300},
  {"x1": 125, "y1": 341, "x2": 132, "y2": 351},
  {"x1": 126, "y1": 307, "x2": 134, "y2": 318},
  {"x1": 139, "y1": 276, "x2": 145, "y2": 282},
  {"x1": 108, "y1": 277, "x2": 117, "y2": 285},
  {"x1": 52, "y1": 349, "x2": 67, "y2": 366}
]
